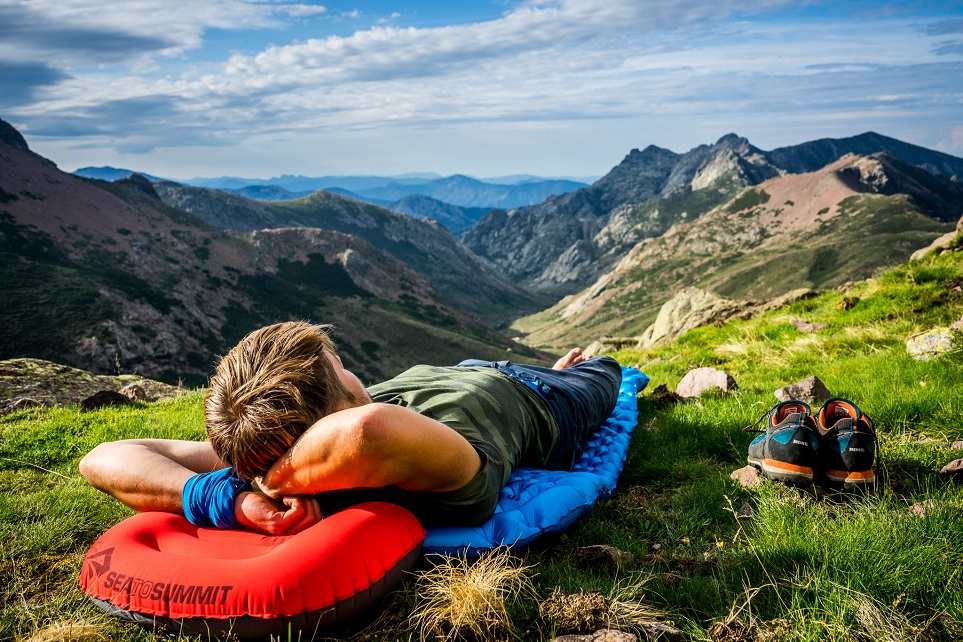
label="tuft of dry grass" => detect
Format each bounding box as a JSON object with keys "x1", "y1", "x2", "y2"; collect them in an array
[
  {"x1": 21, "y1": 620, "x2": 111, "y2": 642},
  {"x1": 606, "y1": 575, "x2": 673, "y2": 632},
  {"x1": 411, "y1": 550, "x2": 534, "y2": 642}
]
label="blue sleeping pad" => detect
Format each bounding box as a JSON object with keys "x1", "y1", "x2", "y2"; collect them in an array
[{"x1": 423, "y1": 366, "x2": 647, "y2": 556}]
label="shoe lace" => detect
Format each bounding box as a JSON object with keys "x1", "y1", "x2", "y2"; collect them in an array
[{"x1": 741, "y1": 403, "x2": 780, "y2": 433}]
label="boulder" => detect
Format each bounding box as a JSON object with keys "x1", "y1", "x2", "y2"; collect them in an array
[
  {"x1": 910, "y1": 230, "x2": 959, "y2": 260},
  {"x1": 637, "y1": 288, "x2": 750, "y2": 348},
  {"x1": 774, "y1": 376, "x2": 832, "y2": 405},
  {"x1": 906, "y1": 328, "x2": 957, "y2": 361},
  {"x1": 676, "y1": 367, "x2": 737, "y2": 398}
]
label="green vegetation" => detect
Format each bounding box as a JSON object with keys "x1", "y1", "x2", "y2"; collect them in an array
[
  {"x1": 725, "y1": 189, "x2": 771, "y2": 214},
  {"x1": 2, "y1": 248, "x2": 962, "y2": 641}
]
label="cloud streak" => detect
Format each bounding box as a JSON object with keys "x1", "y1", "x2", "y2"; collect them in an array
[{"x1": 3, "y1": 0, "x2": 961, "y2": 176}]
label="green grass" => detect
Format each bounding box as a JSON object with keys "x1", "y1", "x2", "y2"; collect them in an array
[{"x1": 2, "y1": 250, "x2": 963, "y2": 640}]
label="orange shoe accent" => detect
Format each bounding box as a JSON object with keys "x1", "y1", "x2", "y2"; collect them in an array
[
  {"x1": 826, "y1": 469, "x2": 875, "y2": 481},
  {"x1": 763, "y1": 459, "x2": 813, "y2": 475}
]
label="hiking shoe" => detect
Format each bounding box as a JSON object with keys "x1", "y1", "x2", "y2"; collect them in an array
[
  {"x1": 816, "y1": 398, "x2": 877, "y2": 491},
  {"x1": 746, "y1": 400, "x2": 819, "y2": 486}
]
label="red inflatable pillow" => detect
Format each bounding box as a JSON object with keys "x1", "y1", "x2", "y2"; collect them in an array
[{"x1": 80, "y1": 502, "x2": 425, "y2": 640}]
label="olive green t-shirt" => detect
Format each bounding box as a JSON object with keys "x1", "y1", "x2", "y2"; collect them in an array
[
  {"x1": 368, "y1": 364, "x2": 559, "y2": 483},
  {"x1": 317, "y1": 364, "x2": 559, "y2": 526}
]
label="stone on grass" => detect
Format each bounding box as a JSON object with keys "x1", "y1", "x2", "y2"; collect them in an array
[
  {"x1": 952, "y1": 315, "x2": 963, "y2": 331},
  {"x1": 553, "y1": 629, "x2": 638, "y2": 642},
  {"x1": 940, "y1": 458, "x2": 963, "y2": 476},
  {"x1": 951, "y1": 441, "x2": 963, "y2": 451},
  {"x1": 789, "y1": 319, "x2": 829, "y2": 333},
  {"x1": 906, "y1": 328, "x2": 957, "y2": 361},
  {"x1": 80, "y1": 390, "x2": 131, "y2": 410},
  {"x1": 1, "y1": 397, "x2": 44, "y2": 415},
  {"x1": 774, "y1": 375, "x2": 832, "y2": 405},
  {"x1": 676, "y1": 367, "x2": 737, "y2": 398},
  {"x1": 730, "y1": 466, "x2": 762, "y2": 489},
  {"x1": 120, "y1": 383, "x2": 149, "y2": 401},
  {"x1": 573, "y1": 545, "x2": 636, "y2": 572},
  {"x1": 909, "y1": 500, "x2": 941, "y2": 517}
]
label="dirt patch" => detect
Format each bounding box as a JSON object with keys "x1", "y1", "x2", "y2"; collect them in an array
[{"x1": 540, "y1": 588, "x2": 612, "y2": 634}]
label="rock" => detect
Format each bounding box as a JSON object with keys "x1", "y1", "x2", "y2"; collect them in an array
[
  {"x1": 80, "y1": 390, "x2": 132, "y2": 410},
  {"x1": 909, "y1": 500, "x2": 941, "y2": 517},
  {"x1": 553, "y1": 629, "x2": 638, "y2": 642},
  {"x1": 774, "y1": 375, "x2": 832, "y2": 405},
  {"x1": 730, "y1": 466, "x2": 763, "y2": 489},
  {"x1": 910, "y1": 230, "x2": 959, "y2": 260},
  {"x1": 951, "y1": 441, "x2": 963, "y2": 451},
  {"x1": 1, "y1": 397, "x2": 44, "y2": 415},
  {"x1": 907, "y1": 328, "x2": 957, "y2": 361},
  {"x1": 540, "y1": 588, "x2": 612, "y2": 634},
  {"x1": 951, "y1": 315, "x2": 963, "y2": 331},
  {"x1": 586, "y1": 338, "x2": 641, "y2": 356},
  {"x1": 120, "y1": 383, "x2": 149, "y2": 401},
  {"x1": 789, "y1": 319, "x2": 829, "y2": 333},
  {"x1": 676, "y1": 367, "x2": 737, "y2": 398},
  {"x1": 573, "y1": 545, "x2": 636, "y2": 572},
  {"x1": 638, "y1": 622, "x2": 687, "y2": 642},
  {"x1": 739, "y1": 501, "x2": 755, "y2": 518},
  {"x1": 638, "y1": 288, "x2": 751, "y2": 348},
  {"x1": 940, "y1": 458, "x2": 963, "y2": 476}
]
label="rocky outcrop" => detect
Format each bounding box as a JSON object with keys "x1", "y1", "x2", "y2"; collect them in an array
[
  {"x1": 0, "y1": 358, "x2": 184, "y2": 412},
  {"x1": 637, "y1": 287, "x2": 750, "y2": 348},
  {"x1": 0, "y1": 117, "x2": 29, "y2": 151}
]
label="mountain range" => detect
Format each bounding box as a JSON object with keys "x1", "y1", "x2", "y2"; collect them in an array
[
  {"x1": 463, "y1": 132, "x2": 963, "y2": 298},
  {"x1": 0, "y1": 119, "x2": 547, "y2": 385},
  {"x1": 73, "y1": 167, "x2": 589, "y2": 211},
  {"x1": 5, "y1": 116, "x2": 962, "y2": 383}
]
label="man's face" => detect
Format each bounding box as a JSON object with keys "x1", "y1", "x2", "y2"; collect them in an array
[{"x1": 327, "y1": 352, "x2": 372, "y2": 408}]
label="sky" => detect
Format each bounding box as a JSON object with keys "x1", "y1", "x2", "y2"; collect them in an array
[{"x1": 1, "y1": 0, "x2": 962, "y2": 181}]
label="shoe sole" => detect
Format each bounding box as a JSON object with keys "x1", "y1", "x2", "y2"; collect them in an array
[
  {"x1": 825, "y1": 468, "x2": 876, "y2": 491},
  {"x1": 749, "y1": 457, "x2": 814, "y2": 486}
]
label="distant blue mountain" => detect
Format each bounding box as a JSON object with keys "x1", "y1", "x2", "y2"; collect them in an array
[
  {"x1": 74, "y1": 166, "x2": 165, "y2": 182},
  {"x1": 352, "y1": 174, "x2": 588, "y2": 208},
  {"x1": 72, "y1": 167, "x2": 589, "y2": 210}
]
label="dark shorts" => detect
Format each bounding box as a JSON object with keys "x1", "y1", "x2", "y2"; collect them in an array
[{"x1": 456, "y1": 356, "x2": 622, "y2": 470}]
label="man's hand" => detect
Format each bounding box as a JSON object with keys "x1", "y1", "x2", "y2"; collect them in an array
[{"x1": 233, "y1": 491, "x2": 321, "y2": 535}]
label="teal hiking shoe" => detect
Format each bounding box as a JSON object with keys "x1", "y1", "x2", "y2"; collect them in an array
[
  {"x1": 746, "y1": 401, "x2": 819, "y2": 486},
  {"x1": 816, "y1": 398, "x2": 877, "y2": 491}
]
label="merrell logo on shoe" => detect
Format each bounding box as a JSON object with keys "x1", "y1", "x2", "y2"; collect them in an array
[
  {"x1": 849, "y1": 447, "x2": 866, "y2": 452},
  {"x1": 792, "y1": 440, "x2": 810, "y2": 446}
]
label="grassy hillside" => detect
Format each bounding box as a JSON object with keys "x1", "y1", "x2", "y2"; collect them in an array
[{"x1": 2, "y1": 246, "x2": 962, "y2": 641}]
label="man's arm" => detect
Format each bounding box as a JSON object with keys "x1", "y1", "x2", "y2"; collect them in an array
[
  {"x1": 259, "y1": 403, "x2": 482, "y2": 498},
  {"x1": 80, "y1": 439, "x2": 320, "y2": 535},
  {"x1": 80, "y1": 439, "x2": 225, "y2": 512}
]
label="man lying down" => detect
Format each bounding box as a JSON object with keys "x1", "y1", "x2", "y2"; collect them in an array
[{"x1": 81, "y1": 322, "x2": 622, "y2": 533}]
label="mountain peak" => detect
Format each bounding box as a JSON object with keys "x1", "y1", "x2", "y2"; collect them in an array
[{"x1": 0, "y1": 118, "x2": 29, "y2": 151}]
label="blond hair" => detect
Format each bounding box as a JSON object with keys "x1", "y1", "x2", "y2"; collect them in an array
[{"x1": 204, "y1": 322, "x2": 361, "y2": 480}]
